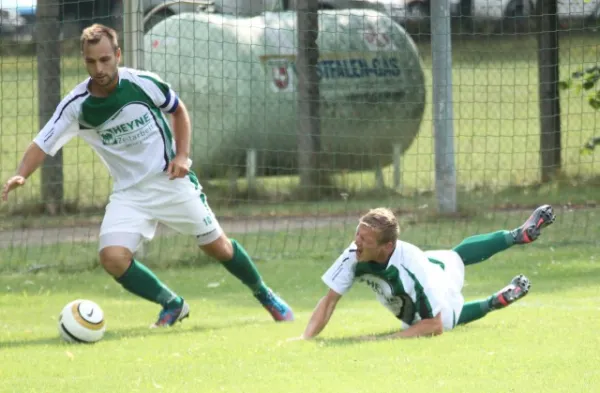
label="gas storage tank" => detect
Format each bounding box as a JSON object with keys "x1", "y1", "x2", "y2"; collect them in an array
[{"x1": 144, "y1": 9, "x2": 426, "y2": 178}]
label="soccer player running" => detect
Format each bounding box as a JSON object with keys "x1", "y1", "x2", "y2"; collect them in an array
[
  {"x1": 298, "y1": 205, "x2": 555, "y2": 340},
  {"x1": 1, "y1": 24, "x2": 294, "y2": 327}
]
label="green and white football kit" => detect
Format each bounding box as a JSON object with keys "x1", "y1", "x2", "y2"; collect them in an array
[
  {"x1": 322, "y1": 241, "x2": 466, "y2": 331},
  {"x1": 322, "y1": 205, "x2": 558, "y2": 334},
  {"x1": 33, "y1": 67, "x2": 222, "y2": 251}
]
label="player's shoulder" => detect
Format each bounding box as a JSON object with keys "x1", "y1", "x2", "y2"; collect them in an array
[
  {"x1": 393, "y1": 240, "x2": 428, "y2": 263},
  {"x1": 336, "y1": 242, "x2": 358, "y2": 263},
  {"x1": 325, "y1": 242, "x2": 358, "y2": 276},
  {"x1": 65, "y1": 79, "x2": 90, "y2": 99},
  {"x1": 120, "y1": 67, "x2": 166, "y2": 84},
  {"x1": 345, "y1": 241, "x2": 358, "y2": 255},
  {"x1": 58, "y1": 79, "x2": 90, "y2": 111}
]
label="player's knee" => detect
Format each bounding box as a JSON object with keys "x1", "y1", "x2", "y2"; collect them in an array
[
  {"x1": 99, "y1": 246, "x2": 133, "y2": 277},
  {"x1": 199, "y1": 234, "x2": 234, "y2": 261}
]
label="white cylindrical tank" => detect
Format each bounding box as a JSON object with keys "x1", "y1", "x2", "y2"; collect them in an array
[{"x1": 144, "y1": 9, "x2": 426, "y2": 177}]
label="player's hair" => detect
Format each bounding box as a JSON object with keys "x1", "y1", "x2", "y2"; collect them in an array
[
  {"x1": 80, "y1": 24, "x2": 120, "y2": 52},
  {"x1": 359, "y1": 207, "x2": 399, "y2": 245}
]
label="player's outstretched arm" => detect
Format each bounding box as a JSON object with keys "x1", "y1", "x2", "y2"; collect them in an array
[
  {"x1": 302, "y1": 289, "x2": 342, "y2": 339},
  {"x1": 386, "y1": 312, "x2": 444, "y2": 340},
  {"x1": 2, "y1": 142, "x2": 47, "y2": 201}
]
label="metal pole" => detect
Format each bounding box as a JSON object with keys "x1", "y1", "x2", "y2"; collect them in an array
[
  {"x1": 246, "y1": 148, "x2": 257, "y2": 194},
  {"x1": 296, "y1": 0, "x2": 321, "y2": 199},
  {"x1": 37, "y1": 0, "x2": 63, "y2": 214},
  {"x1": 430, "y1": 0, "x2": 457, "y2": 213},
  {"x1": 123, "y1": 0, "x2": 144, "y2": 69},
  {"x1": 393, "y1": 143, "x2": 402, "y2": 191},
  {"x1": 537, "y1": 0, "x2": 562, "y2": 182}
]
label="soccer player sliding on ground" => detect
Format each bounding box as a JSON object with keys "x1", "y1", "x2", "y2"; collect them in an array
[{"x1": 297, "y1": 205, "x2": 555, "y2": 340}]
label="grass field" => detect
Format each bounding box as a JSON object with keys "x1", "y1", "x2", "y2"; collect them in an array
[
  {"x1": 1, "y1": 32, "x2": 599, "y2": 392},
  {"x1": 1, "y1": 33, "x2": 599, "y2": 218},
  {"x1": 1, "y1": 209, "x2": 599, "y2": 392}
]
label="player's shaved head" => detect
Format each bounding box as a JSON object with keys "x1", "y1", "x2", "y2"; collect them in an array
[
  {"x1": 80, "y1": 23, "x2": 120, "y2": 53},
  {"x1": 359, "y1": 208, "x2": 399, "y2": 245}
]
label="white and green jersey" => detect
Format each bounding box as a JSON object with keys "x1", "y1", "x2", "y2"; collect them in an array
[
  {"x1": 322, "y1": 240, "x2": 450, "y2": 327},
  {"x1": 33, "y1": 67, "x2": 182, "y2": 192}
]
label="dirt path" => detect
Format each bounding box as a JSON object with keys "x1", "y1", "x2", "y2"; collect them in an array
[
  {"x1": 1, "y1": 204, "x2": 595, "y2": 249},
  {"x1": 0, "y1": 214, "x2": 358, "y2": 248}
]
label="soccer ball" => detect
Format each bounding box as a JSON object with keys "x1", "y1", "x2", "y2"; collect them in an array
[{"x1": 58, "y1": 299, "x2": 106, "y2": 344}]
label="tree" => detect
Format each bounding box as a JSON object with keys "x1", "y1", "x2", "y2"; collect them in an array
[{"x1": 559, "y1": 66, "x2": 600, "y2": 154}]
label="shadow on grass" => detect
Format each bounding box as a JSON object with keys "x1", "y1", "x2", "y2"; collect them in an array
[
  {"x1": 0, "y1": 318, "x2": 272, "y2": 350},
  {"x1": 314, "y1": 329, "x2": 401, "y2": 346},
  {"x1": 313, "y1": 320, "x2": 514, "y2": 346}
]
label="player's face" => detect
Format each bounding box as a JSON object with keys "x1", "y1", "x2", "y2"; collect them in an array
[
  {"x1": 82, "y1": 36, "x2": 120, "y2": 88},
  {"x1": 354, "y1": 224, "x2": 389, "y2": 262}
]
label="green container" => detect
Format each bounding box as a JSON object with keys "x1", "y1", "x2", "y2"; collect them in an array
[{"x1": 144, "y1": 9, "x2": 426, "y2": 177}]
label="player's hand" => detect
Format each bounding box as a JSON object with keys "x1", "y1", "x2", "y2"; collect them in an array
[
  {"x1": 166, "y1": 155, "x2": 190, "y2": 180},
  {"x1": 2, "y1": 175, "x2": 26, "y2": 202}
]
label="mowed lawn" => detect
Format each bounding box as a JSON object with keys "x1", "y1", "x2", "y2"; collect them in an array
[
  {"x1": 1, "y1": 209, "x2": 599, "y2": 392},
  {"x1": 1, "y1": 34, "x2": 599, "y2": 214}
]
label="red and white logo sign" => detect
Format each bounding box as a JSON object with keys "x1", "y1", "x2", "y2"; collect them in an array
[
  {"x1": 266, "y1": 59, "x2": 295, "y2": 93},
  {"x1": 272, "y1": 64, "x2": 290, "y2": 90},
  {"x1": 363, "y1": 26, "x2": 395, "y2": 51}
]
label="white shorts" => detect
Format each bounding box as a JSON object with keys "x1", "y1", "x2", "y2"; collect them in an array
[
  {"x1": 99, "y1": 172, "x2": 223, "y2": 252},
  {"x1": 425, "y1": 250, "x2": 466, "y2": 331}
]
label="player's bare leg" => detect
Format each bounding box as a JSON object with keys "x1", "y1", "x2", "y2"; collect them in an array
[
  {"x1": 99, "y1": 245, "x2": 189, "y2": 328},
  {"x1": 200, "y1": 234, "x2": 295, "y2": 322},
  {"x1": 457, "y1": 274, "x2": 531, "y2": 326},
  {"x1": 99, "y1": 245, "x2": 134, "y2": 277}
]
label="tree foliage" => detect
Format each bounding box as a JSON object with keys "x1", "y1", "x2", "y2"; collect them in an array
[{"x1": 559, "y1": 65, "x2": 600, "y2": 154}]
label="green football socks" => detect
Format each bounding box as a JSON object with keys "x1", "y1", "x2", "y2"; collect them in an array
[
  {"x1": 221, "y1": 239, "x2": 268, "y2": 296},
  {"x1": 452, "y1": 230, "x2": 515, "y2": 265},
  {"x1": 456, "y1": 298, "x2": 494, "y2": 325},
  {"x1": 116, "y1": 259, "x2": 183, "y2": 309}
]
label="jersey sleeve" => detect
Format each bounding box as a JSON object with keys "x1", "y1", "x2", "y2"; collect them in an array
[
  {"x1": 33, "y1": 90, "x2": 85, "y2": 156},
  {"x1": 136, "y1": 72, "x2": 180, "y2": 114},
  {"x1": 321, "y1": 245, "x2": 357, "y2": 296}
]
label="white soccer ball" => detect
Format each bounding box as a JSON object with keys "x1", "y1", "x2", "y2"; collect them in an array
[{"x1": 58, "y1": 299, "x2": 106, "y2": 344}]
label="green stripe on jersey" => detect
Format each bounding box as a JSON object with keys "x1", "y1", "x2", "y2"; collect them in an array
[
  {"x1": 354, "y1": 263, "x2": 406, "y2": 295},
  {"x1": 79, "y1": 79, "x2": 175, "y2": 167},
  {"x1": 81, "y1": 79, "x2": 156, "y2": 127},
  {"x1": 401, "y1": 266, "x2": 434, "y2": 319},
  {"x1": 188, "y1": 170, "x2": 200, "y2": 190},
  {"x1": 427, "y1": 257, "x2": 445, "y2": 270},
  {"x1": 151, "y1": 107, "x2": 175, "y2": 160},
  {"x1": 355, "y1": 263, "x2": 416, "y2": 325}
]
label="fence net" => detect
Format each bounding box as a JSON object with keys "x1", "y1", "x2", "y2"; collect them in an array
[{"x1": 0, "y1": 0, "x2": 598, "y2": 272}]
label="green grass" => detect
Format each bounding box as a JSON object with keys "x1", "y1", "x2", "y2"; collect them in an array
[
  {"x1": 1, "y1": 209, "x2": 599, "y2": 392},
  {"x1": 1, "y1": 34, "x2": 600, "y2": 217}
]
